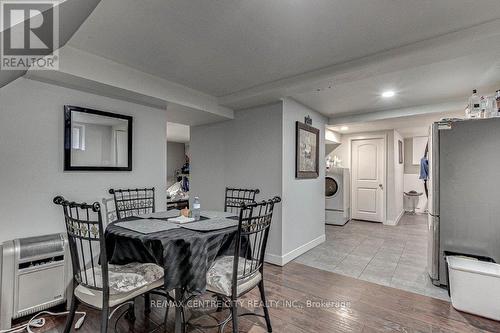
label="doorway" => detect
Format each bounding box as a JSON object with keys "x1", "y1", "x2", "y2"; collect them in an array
[
  {"x1": 166, "y1": 122, "x2": 190, "y2": 210},
  {"x1": 351, "y1": 137, "x2": 386, "y2": 223}
]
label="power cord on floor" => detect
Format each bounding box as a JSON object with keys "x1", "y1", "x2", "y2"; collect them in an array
[{"x1": 0, "y1": 310, "x2": 87, "y2": 333}]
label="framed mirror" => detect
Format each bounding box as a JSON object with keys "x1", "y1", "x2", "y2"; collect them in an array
[{"x1": 64, "y1": 105, "x2": 133, "y2": 171}]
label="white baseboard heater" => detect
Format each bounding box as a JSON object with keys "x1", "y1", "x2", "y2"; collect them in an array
[{"x1": 0, "y1": 233, "x2": 72, "y2": 329}]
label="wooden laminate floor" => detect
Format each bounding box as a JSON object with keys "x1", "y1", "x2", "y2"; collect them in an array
[{"x1": 13, "y1": 262, "x2": 500, "y2": 333}]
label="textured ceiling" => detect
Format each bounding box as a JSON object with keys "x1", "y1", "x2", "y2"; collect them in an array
[
  {"x1": 293, "y1": 51, "x2": 500, "y2": 116},
  {"x1": 68, "y1": 0, "x2": 500, "y2": 97}
]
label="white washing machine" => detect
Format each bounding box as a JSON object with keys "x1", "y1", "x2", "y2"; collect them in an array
[{"x1": 325, "y1": 167, "x2": 351, "y2": 226}]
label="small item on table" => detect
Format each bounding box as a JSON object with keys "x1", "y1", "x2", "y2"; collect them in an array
[
  {"x1": 179, "y1": 218, "x2": 238, "y2": 231},
  {"x1": 200, "y1": 210, "x2": 237, "y2": 219},
  {"x1": 181, "y1": 207, "x2": 190, "y2": 217},
  {"x1": 192, "y1": 196, "x2": 201, "y2": 220},
  {"x1": 138, "y1": 209, "x2": 180, "y2": 219},
  {"x1": 115, "y1": 219, "x2": 180, "y2": 234},
  {"x1": 169, "y1": 215, "x2": 195, "y2": 224}
]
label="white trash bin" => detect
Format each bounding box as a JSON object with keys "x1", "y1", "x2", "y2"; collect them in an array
[{"x1": 447, "y1": 256, "x2": 500, "y2": 320}]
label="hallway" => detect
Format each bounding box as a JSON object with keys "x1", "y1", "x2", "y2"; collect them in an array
[{"x1": 294, "y1": 214, "x2": 449, "y2": 300}]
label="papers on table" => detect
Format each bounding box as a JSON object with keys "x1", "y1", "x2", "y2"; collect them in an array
[
  {"x1": 180, "y1": 218, "x2": 238, "y2": 232},
  {"x1": 137, "y1": 210, "x2": 180, "y2": 219},
  {"x1": 115, "y1": 219, "x2": 180, "y2": 234},
  {"x1": 168, "y1": 215, "x2": 196, "y2": 224},
  {"x1": 200, "y1": 210, "x2": 237, "y2": 219},
  {"x1": 114, "y1": 210, "x2": 239, "y2": 234}
]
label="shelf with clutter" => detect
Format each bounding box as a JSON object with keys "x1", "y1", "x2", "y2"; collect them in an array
[{"x1": 464, "y1": 89, "x2": 500, "y2": 119}]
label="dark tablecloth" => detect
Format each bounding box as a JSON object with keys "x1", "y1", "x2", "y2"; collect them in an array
[{"x1": 105, "y1": 217, "x2": 239, "y2": 293}]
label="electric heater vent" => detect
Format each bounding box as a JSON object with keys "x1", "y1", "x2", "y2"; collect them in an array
[
  {"x1": 1, "y1": 233, "x2": 71, "y2": 330},
  {"x1": 19, "y1": 234, "x2": 64, "y2": 259}
]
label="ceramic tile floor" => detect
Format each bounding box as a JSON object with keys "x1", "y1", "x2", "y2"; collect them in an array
[{"x1": 293, "y1": 213, "x2": 450, "y2": 300}]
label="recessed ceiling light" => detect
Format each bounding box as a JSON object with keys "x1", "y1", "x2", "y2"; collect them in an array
[
  {"x1": 382, "y1": 90, "x2": 396, "y2": 98},
  {"x1": 340, "y1": 126, "x2": 349, "y2": 131}
]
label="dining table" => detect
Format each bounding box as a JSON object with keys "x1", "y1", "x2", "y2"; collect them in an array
[{"x1": 104, "y1": 210, "x2": 241, "y2": 333}]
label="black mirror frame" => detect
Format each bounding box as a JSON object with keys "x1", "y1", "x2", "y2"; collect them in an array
[{"x1": 64, "y1": 105, "x2": 133, "y2": 171}]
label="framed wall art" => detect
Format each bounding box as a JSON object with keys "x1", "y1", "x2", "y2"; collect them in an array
[{"x1": 296, "y1": 121, "x2": 319, "y2": 179}]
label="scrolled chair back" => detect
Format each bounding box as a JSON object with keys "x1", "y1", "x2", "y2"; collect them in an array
[
  {"x1": 53, "y1": 196, "x2": 109, "y2": 294},
  {"x1": 232, "y1": 196, "x2": 281, "y2": 293},
  {"x1": 101, "y1": 197, "x2": 118, "y2": 226},
  {"x1": 224, "y1": 187, "x2": 260, "y2": 215},
  {"x1": 109, "y1": 187, "x2": 155, "y2": 219}
]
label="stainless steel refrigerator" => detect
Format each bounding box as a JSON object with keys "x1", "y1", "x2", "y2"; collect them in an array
[{"x1": 428, "y1": 118, "x2": 500, "y2": 286}]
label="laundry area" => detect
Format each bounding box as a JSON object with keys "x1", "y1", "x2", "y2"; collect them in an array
[
  {"x1": 323, "y1": 123, "x2": 432, "y2": 227},
  {"x1": 297, "y1": 104, "x2": 500, "y2": 306},
  {"x1": 294, "y1": 123, "x2": 446, "y2": 299},
  {"x1": 325, "y1": 167, "x2": 350, "y2": 226}
]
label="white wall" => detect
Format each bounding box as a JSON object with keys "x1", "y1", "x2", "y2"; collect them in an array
[
  {"x1": 190, "y1": 99, "x2": 327, "y2": 265},
  {"x1": 403, "y1": 136, "x2": 428, "y2": 213},
  {"x1": 281, "y1": 98, "x2": 327, "y2": 262},
  {"x1": 0, "y1": 78, "x2": 167, "y2": 243},
  {"x1": 189, "y1": 121, "x2": 227, "y2": 210},
  {"x1": 391, "y1": 130, "x2": 404, "y2": 224},
  {"x1": 325, "y1": 129, "x2": 342, "y2": 143},
  {"x1": 404, "y1": 174, "x2": 427, "y2": 213},
  {"x1": 225, "y1": 104, "x2": 284, "y2": 259},
  {"x1": 412, "y1": 136, "x2": 428, "y2": 165},
  {"x1": 404, "y1": 137, "x2": 420, "y2": 174},
  {"x1": 190, "y1": 102, "x2": 283, "y2": 259},
  {"x1": 385, "y1": 130, "x2": 396, "y2": 223}
]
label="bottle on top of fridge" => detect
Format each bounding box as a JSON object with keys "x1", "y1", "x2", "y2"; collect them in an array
[
  {"x1": 468, "y1": 89, "x2": 481, "y2": 118},
  {"x1": 496, "y1": 90, "x2": 500, "y2": 116},
  {"x1": 480, "y1": 96, "x2": 488, "y2": 118},
  {"x1": 487, "y1": 95, "x2": 497, "y2": 118},
  {"x1": 192, "y1": 196, "x2": 201, "y2": 220},
  {"x1": 464, "y1": 104, "x2": 471, "y2": 119}
]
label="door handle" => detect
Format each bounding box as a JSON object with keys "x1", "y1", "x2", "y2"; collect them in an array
[{"x1": 379, "y1": 184, "x2": 383, "y2": 190}]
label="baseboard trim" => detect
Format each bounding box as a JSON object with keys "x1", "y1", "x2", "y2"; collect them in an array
[
  {"x1": 264, "y1": 253, "x2": 284, "y2": 266},
  {"x1": 264, "y1": 234, "x2": 326, "y2": 266},
  {"x1": 385, "y1": 209, "x2": 405, "y2": 226}
]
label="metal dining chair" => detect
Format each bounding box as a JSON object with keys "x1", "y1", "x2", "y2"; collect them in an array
[
  {"x1": 186, "y1": 196, "x2": 281, "y2": 333},
  {"x1": 108, "y1": 187, "x2": 157, "y2": 313},
  {"x1": 109, "y1": 187, "x2": 155, "y2": 219},
  {"x1": 101, "y1": 197, "x2": 118, "y2": 227},
  {"x1": 224, "y1": 187, "x2": 260, "y2": 215},
  {"x1": 53, "y1": 196, "x2": 169, "y2": 333}
]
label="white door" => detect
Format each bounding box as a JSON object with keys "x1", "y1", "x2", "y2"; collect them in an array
[{"x1": 351, "y1": 138, "x2": 385, "y2": 222}]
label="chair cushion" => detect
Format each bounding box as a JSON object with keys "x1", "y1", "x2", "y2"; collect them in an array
[
  {"x1": 206, "y1": 256, "x2": 262, "y2": 296},
  {"x1": 75, "y1": 278, "x2": 164, "y2": 309},
  {"x1": 78, "y1": 262, "x2": 164, "y2": 294}
]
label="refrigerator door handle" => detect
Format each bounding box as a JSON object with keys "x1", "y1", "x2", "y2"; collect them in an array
[
  {"x1": 428, "y1": 213, "x2": 440, "y2": 283},
  {"x1": 428, "y1": 122, "x2": 441, "y2": 285},
  {"x1": 431, "y1": 123, "x2": 440, "y2": 216}
]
